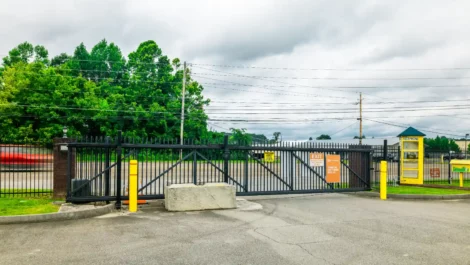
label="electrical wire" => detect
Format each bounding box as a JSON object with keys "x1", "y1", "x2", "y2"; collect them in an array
[
  {"x1": 189, "y1": 63, "x2": 470, "y2": 72},
  {"x1": 193, "y1": 72, "x2": 470, "y2": 81}
]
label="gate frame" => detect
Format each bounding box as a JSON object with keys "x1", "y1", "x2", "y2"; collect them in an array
[{"x1": 66, "y1": 134, "x2": 373, "y2": 204}]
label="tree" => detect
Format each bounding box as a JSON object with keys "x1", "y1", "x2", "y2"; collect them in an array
[
  {"x1": 229, "y1": 128, "x2": 252, "y2": 145},
  {"x1": 250, "y1": 133, "x2": 268, "y2": 143},
  {"x1": 272, "y1": 132, "x2": 281, "y2": 142},
  {"x1": 0, "y1": 40, "x2": 212, "y2": 142},
  {"x1": 354, "y1": 135, "x2": 366, "y2": 139},
  {"x1": 309, "y1": 137, "x2": 313, "y2": 141},
  {"x1": 316, "y1": 134, "x2": 331, "y2": 140},
  {"x1": 51, "y1": 53, "x2": 71, "y2": 67},
  {"x1": 2, "y1": 42, "x2": 34, "y2": 66},
  {"x1": 425, "y1": 136, "x2": 461, "y2": 152}
]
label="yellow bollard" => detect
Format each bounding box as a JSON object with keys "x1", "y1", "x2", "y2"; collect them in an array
[
  {"x1": 129, "y1": 160, "x2": 138, "y2": 212},
  {"x1": 460, "y1": 172, "x2": 463, "y2": 188},
  {"x1": 380, "y1": 161, "x2": 387, "y2": 200}
]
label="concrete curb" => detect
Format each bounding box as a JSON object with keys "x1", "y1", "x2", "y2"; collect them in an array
[
  {"x1": 0, "y1": 203, "x2": 115, "y2": 225},
  {"x1": 347, "y1": 192, "x2": 470, "y2": 200}
]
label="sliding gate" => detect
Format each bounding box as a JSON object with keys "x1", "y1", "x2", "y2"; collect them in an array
[{"x1": 66, "y1": 134, "x2": 372, "y2": 205}]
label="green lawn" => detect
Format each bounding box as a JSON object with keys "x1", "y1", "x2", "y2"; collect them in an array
[
  {"x1": 423, "y1": 180, "x2": 469, "y2": 187},
  {"x1": 0, "y1": 197, "x2": 59, "y2": 216},
  {"x1": 373, "y1": 186, "x2": 470, "y2": 195}
]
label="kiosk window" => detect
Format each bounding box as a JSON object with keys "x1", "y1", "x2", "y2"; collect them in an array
[
  {"x1": 404, "y1": 152, "x2": 418, "y2": 160},
  {"x1": 404, "y1": 141, "x2": 419, "y2": 150},
  {"x1": 403, "y1": 170, "x2": 418, "y2": 178}
]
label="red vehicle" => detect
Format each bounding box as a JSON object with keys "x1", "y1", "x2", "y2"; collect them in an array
[{"x1": 0, "y1": 145, "x2": 53, "y2": 169}]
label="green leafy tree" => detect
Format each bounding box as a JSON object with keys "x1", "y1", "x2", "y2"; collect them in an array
[
  {"x1": 316, "y1": 134, "x2": 331, "y2": 140},
  {"x1": 51, "y1": 53, "x2": 71, "y2": 66},
  {"x1": 229, "y1": 128, "x2": 252, "y2": 145},
  {"x1": 425, "y1": 136, "x2": 461, "y2": 152},
  {"x1": 0, "y1": 40, "x2": 214, "y2": 142}
]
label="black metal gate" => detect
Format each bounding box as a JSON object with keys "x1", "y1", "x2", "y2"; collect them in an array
[{"x1": 66, "y1": 132, "x2": 372, "y2": 206}]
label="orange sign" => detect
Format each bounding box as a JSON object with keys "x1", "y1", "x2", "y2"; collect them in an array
[
  {"x1": 309, "y1": 152, "x2": 324, "y2": 167},
  {"x1": 430, "y1": 168, "x2": 440, "y2": 178},
  {"x1": 326, "y1": 155, "x2": 341, "y2": 183}
]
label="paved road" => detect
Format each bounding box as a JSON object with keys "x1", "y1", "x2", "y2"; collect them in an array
[{"x1": 1, "y1": 194, "x2": 470, "y2": 264}]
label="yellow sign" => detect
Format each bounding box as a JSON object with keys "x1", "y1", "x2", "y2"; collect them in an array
[
  {"x1": 264, "y1": 152, "x2": 275, "y2": 162},
  {"x1": 309, "y1": 152, "x2": 324, "y2": 167},
  {"x1": 326, "y1": 155, "x2": 341, "y2": 183}
]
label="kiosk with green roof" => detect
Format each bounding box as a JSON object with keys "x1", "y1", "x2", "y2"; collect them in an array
[{"x1": 398, "y1": 127, "x2": 425, "y2": 185}]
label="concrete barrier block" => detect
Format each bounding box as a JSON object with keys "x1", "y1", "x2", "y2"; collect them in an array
[{"x1": 164, "y1": 183, "x2": 236, "y2": 211}]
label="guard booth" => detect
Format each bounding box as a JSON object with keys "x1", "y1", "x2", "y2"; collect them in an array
[{"x1": 398, "y1": 127, "x2": 425, "y2": 185}]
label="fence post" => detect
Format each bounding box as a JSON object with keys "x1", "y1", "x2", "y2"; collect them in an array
[
  {"x1": 223, "y1": 134, "x2": 230, "y2": 183},
  {"x1": 290, "y1": 151, "x2": 294, "y2": 191},
  {"x1": 105, "y1": 136, "x2": 111, "y2": 197},
  {"x1": 448, "y1": 150, "x2": 452, "y2": 185},
  {"x1": 115, "y1": 131, "x2": 122, "y2": 209},
  {"x1": 66, "y1": 144, "x2": 72, "y2": 200},
  {"x1": 380, "y1": 160, "x2": 387, "y2": 200},
  {"x1": 244, "y1": 151, "x2": 249, "y2": 192},
  {"x1": 193, "y1": 151, "x2": 198, "y2": 185},
  {"x1": 383, "y1": 140, "x2": 388, "y2": 161},
  {"x1": 397, "y1": 146, "x2": 401, "y2": 184},
  {"x1": 54, "y1": 137, "x2": 75, "y2": 200}
]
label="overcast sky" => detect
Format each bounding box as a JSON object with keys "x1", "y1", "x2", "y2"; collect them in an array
[{"x1": 1, "y1": 0, "x2": 470, "y2": 141}]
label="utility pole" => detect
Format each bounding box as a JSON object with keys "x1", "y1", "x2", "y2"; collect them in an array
[
  {"x1": 180, "y1": 61, "x2": 186, "y2": 160},
  {"x1": 358, "y1": 92, "x2": 363, "y2": 145}
]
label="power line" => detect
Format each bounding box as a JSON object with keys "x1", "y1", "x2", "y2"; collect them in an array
[
  {"x1": 330, "y1": 122, "x2": 359, "y2": 136},
  {"x1": 200, "y1": 82, "x2": 470, "y2": 90},
  {"x1": 192, "y1": 65, "x2": 386, "y2": 99},
  {"x1": 5, "y1": 103, "x2": 470, "y2": 115},
  {"x1": 198, "y1": 78, "x2": 351, "y2": 99},
  {"x1": 204, "y1": 104, "x2": 470, "y2": 111},
  {"x1": 192, "y1": 67, "x2": 357, "y2": 94},
  {"x1": 193, "y1": 72, "x2": 470, "y2": 81},
  {"x1": 1, "y1": 54, "x2": 176, "y2": 67},
  {"x1": 189, "y1": 63, "x2": 470, "y2": 72},
  {"x1": 365, "y1": 119, "x2": 464, "y2": 137}
]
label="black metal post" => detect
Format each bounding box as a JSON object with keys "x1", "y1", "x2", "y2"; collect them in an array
[
  {"x1": 397, "y1": 146, "x2": 401, "y2": 184},
  {"x1": 223, "y1": 134, "x2": 230, "y2": 183},
  {"x1": 244, "y1": 151, "x2": 249, "y2": 192},
  {"x1": 193, "y1": 151, "x2": 197, "y2": 185},
  {"x1": 105, "y1": 136, "x2": 110, "y2": 197},
  {"x1": 290, "y1": 151, "x2": 294, "y2": 191},
  {"x1": 66, "y1": 145, "x2": 72, "y2": 201},
  {"x1": 448, "y1": 149, "x2": 452, "y2": 185},
  {"x1": 383, "y1": 140, "x2": 388, "y2": 161},
  {"x1": 115, "y1": 131, "x2": 122, "y2": 209}
]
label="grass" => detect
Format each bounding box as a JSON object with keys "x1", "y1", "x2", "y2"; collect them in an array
[
  {"x1": 373, "y1": 186, "x2": 470, "y2": 195},
  {"x1": 423, "y1": 180, "x2": 469, "y2": 187},
  {"x1": 0, "y1": 196, "x2": 59, "y2": 216},
  {"x1": 0, "y1": 189, "x2": 52, "y2": 198}
]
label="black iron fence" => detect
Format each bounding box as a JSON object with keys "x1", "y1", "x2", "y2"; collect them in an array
[
  {"x1": 370, "y1": 142, "x2": 470, "y2": 187},
  {"x1": 0, "y1": 139, "x2": 53, "y2": 197},
  {"x1": 371, "y1": 145, "x2": 400, "y2": 187},
  {"x1": 67, "y1": 133, "x2": 373, "y2": 205}
]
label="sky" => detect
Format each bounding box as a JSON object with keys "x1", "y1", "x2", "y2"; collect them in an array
[{"x1": 1, "y1": 0, "x2": 470, "y2": 141}]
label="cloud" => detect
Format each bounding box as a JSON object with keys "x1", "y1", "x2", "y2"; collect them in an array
[{"x1": 1, "y1": 0, "x2": 470, "y2": 140}]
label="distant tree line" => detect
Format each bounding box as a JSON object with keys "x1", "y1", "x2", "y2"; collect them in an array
[{"x1": 424, "y1": 136, "x2": 460, "y2": 152}]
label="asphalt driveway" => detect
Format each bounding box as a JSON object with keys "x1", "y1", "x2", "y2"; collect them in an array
[{"x1": 1, "y1": 194, "x2": 469, "y2": 265}]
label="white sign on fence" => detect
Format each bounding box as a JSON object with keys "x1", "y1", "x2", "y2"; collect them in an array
[{"x1": 309, "y1": 152, "x2": 324, "y2": 167}]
